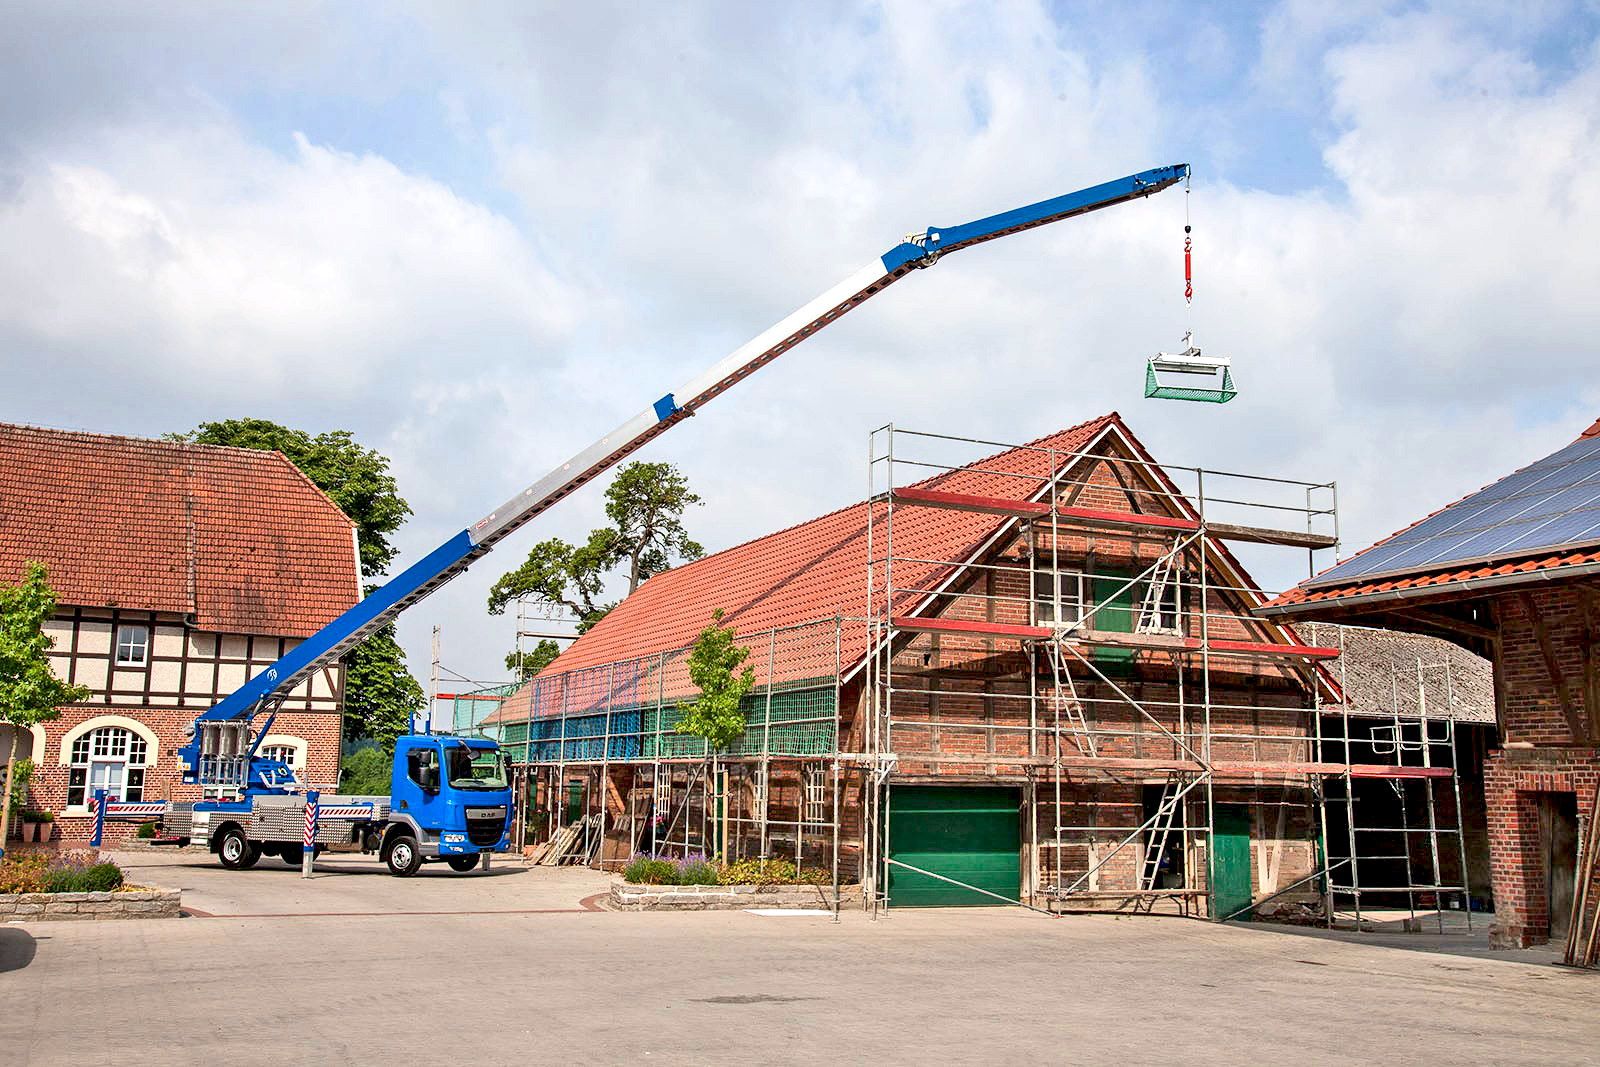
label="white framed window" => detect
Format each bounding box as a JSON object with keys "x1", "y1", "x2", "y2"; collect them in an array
[
  {"x1": 115, "y1": 624, "x2": 150, "y2": 665},
  {"x1": 67, "y1": 726, "x2": 149, "y2": 806},
  {"x1": 1034, "y1": 569, "x2": 1085, "y2": 625},
  {"x1": 259, "y1": 744, "x2": 297, "y2": 768}
]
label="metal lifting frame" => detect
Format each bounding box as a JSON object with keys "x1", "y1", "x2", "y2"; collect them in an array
[
  {"x1": 179, "y1": 163, "x2": 1191, "y2": 784},
  {"x1": 864, "y1": 424, "x2": 1346, "y2": 919}
]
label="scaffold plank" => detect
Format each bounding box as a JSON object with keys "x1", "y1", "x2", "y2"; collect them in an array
[
  {"x1": 1205, "y1": 521, "x2": 1338, "y2": 550},
  {"x1": 889, "y1": 616, "x2": 1340, "y2": 660},
  {"x1": 889, "y1": 487, "x2": 1197, "y2": 533}
]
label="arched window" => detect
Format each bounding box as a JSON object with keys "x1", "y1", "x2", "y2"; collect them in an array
[
  {"x1": 257, "y1": 735, "x2": 308, "y2": 773},
  {"x1": 66, "y1": 726, "x2": 149, "y2": 806}
]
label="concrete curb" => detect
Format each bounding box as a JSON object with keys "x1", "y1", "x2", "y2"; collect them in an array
[
  {"x1": 609, "y1": 881, "x2": 862, "y2": 911},
  {"x1": 0, "y1": 887, "x2": 182, "y2": 922}
]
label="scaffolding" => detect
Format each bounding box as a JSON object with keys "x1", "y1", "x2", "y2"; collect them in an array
[
  {"x1": 472, "y1": 421, "x2": 1477, "y2": 929},
  {"x1": 494, "y1": 617, "x2": 852, "y2": 896},
  {"x1": 860, "y1": 425, "x2": 1470, "y2": 922},
  {"x1": 1314, "y1": 628, "x2": 1479, "y2": 933}
]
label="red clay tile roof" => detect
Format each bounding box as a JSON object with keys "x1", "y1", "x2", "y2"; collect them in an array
[
  {"x1": 476, "y1": 415, "x2": 1125, "y2": 734},
  {"x1": 0, "y1": 423, "x2": 360, "y2": 637}
]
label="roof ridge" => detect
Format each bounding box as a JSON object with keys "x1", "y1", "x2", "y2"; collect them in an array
[{"x1": 0, "y1": 421, "x2": 298, "y2": 461}]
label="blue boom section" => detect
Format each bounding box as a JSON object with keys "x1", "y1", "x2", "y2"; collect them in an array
[
  {"x1": 184, "y1": 164, "x2": 1191, "y2": 777},
  {"x1": 183, "y1": 531, "x2": 480, "y2": 739},
  {"x1": 880, "y1": 164, "x2": 1188, "y2": 273}
]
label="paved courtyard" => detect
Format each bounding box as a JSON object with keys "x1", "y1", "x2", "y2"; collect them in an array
[{"x1": 2, "y1": 849, "x2": 1597, "y2": 1066}]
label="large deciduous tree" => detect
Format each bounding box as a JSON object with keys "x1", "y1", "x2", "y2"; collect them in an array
[
  {"x1": 487, "y1": 461, "x2": 703, "y2": 635},
  {"x1": 170, "y1": 419, "x2": 424, "y2": 742},
  {"x1": 0, "y1": 563, "x2": 91, "y2": 840}
]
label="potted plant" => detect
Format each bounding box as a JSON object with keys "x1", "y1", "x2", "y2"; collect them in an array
[
  {"x1": 20, "y1": 810, "x2": 42, "y2": 843},
  {"x1": 33, "y1": 810, "x2": 54, "y2": 843}
]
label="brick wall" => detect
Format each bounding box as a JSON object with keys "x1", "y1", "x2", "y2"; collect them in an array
[{"x1": 1482, "y1": 582, "x2": 1600, "y2": 948}]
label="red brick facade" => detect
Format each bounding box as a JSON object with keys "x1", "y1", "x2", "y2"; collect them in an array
[{"x1": 1481, "y1": 583, "x2": 1600, "y2": 948}]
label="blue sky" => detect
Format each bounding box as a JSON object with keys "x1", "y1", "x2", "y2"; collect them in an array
[{"x1": 3, "y1": 1, "x2": 1598, "y2": 695}]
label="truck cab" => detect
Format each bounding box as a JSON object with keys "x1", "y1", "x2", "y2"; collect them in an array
[{"x1": 382, "y1": 735, "x2": 513, "y2": 875}]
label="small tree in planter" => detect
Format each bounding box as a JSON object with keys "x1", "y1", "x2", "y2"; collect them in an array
[
  {"x1": 1, "y1": 563, "x2": 91, "y2": 846},
  {"x1": 674, "y1": 610, "x2": 755, "y2": 860}
]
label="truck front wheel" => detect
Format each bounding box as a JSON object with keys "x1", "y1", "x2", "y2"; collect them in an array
[
  {"x1": 446, "y1": 854, "x2": 480, "y2": 873},
  {"x1": 383, "y1": 835, "x2": 423, "y2": 877}
]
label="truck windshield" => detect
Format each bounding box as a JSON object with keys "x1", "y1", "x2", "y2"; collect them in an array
[{"x1": 446, "y1": 746, "x2": 508, "y2": 791}]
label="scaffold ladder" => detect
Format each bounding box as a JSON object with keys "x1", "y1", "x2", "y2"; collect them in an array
[
  {"x1": 1137, "y1": 551, "x2": 1178, "y2": 634},
  {"x1": 1045, "y1": 640, "x2": 1097, "y2": 757},
  {"x1": 1141, "y1": 773, "x2": 1185, "y2": 891}
]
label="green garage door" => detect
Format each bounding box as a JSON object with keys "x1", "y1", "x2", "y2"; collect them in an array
[{"x1": 887, "y1": 785, "x2": 1021, "y2": 907}]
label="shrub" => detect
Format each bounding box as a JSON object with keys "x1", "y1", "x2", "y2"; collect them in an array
[
  {"x1": 718, "y1": 857, "x2": 830, "y2": 886},
  {"x1": 675, "y1": 852, "x2": 719, "y2": 885},
  {"x1": 79, "y1": 863, "x2": 124, "y2": 892},
  {"x1": 136, "y1": 820, "x2": 157, "y2": 839},
  {"x1": 622, "y1": 854, "x2": 677, "y2": 885}
]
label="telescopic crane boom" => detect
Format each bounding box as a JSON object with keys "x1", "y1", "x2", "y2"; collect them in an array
[{"x1": 179, "y1": 163, "x2": 1191, "y2": 784}]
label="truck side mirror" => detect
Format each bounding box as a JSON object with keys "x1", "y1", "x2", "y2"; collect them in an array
[{"x1": 420, "y1": 765, "x2": 439, "y2": 793}]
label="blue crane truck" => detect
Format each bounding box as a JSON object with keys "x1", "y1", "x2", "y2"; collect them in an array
[
  {"x1": 161, "y1": 733, "x2": 511, "y2": 875},
  {"x1": 156, "y1": 165, "x2": 1190, "y2": 877}
]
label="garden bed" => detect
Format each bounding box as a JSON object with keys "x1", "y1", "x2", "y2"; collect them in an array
[
  {"x1": 609, "y1": 881, "x2": 861, "y2": 911},
  {"x1": 0, "y1": 847, "x2": 180, "y2": 921}
]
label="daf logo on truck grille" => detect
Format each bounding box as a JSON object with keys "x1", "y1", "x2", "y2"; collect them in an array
[{"x1": 467, "y1": 808, "x2": 505, "y2": 821}]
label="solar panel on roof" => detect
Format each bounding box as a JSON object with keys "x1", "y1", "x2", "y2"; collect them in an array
[{"x1": 1307, "y1": 434, "x2": 1600, "y2": 588}]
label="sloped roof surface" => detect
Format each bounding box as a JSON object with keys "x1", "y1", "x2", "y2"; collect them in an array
[
  {"x1": 0, "y1": 423, "x2": 360, "y2": 637},
  {"x1": 1267, "y1": 421, "x2": 1600, "y2": 613},
  {"x1": 511, "y1": 414, "x2": 1118, "y2": 684},
  {"x1": 1300, "y1": 623, "x2": 1494, "y2": 724}
]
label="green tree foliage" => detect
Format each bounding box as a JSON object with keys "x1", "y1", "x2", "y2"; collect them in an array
[
  {"x1": 486, "y1": 535, "x2": 618, "y2": 633},
  {"x1": 605, "y1": 462, "x2": 703, "y2": 594},
  {"x1": 674, "y1": 610, "x2": 755, "y2": 751},
  {"x1": 169, "y1": 419, "x2": 424, "y2": 742},
  {"x1": 487, "y1": 461, "x2": 703, "y2": 633},
  {"x1": 170, "y1": 418, "x2": 410, "y2": 576},
  {"x1": 338, "y1": 745, "x2": 393, "y2": 796},
  {"x1": 1, "y1": 563, "x2": 91, "y2": 836},
  {"x1": 505, "y1": 640, "x2": 561, "y2": 683}
]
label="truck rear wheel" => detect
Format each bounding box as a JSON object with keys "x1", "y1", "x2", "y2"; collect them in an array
[
  {"x1": 217, "y1": 827, "x2": 261, "y2": 871},
  {"x1": 383, "y1": 835, "x2": 423, "y2": 877},
  {"x1": 446, "y1": 854, "x2": 480, "y2": 873},
  {"x1": 280, "y1": 843, "x2": 304, "y2": 866}
]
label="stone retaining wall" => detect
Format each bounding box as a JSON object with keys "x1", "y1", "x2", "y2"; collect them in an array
[
  {"x1": 610, "y1": 881, "x2": 862, "y2": 911},
  {"x1": 0, "y1": 888, "x2": 181, "y2": 921}
]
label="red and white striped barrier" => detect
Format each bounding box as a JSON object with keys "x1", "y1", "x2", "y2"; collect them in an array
[{"x1": 315, "y1": 805, "x2": 377, "y2": 819}]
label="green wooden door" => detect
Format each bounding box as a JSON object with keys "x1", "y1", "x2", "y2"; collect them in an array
[
  {"x1": 565, "y1": 780, "x2": 584, "y2": 825},
  {"x1": 887, "y1": 785, "x2": 1021, "y2": 907},
  {"x1": 1090, "y1": 567, "x2": 1136, "y2": 667},
  {"x1": 1212, "y1": 804, "x2": 1253, "y2": 920}
]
